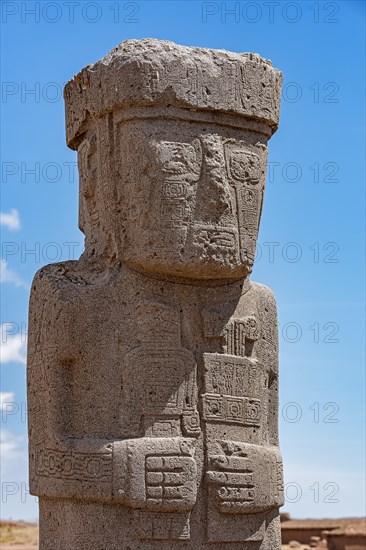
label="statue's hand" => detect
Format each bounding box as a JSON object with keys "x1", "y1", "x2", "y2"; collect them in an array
[
  {"x1": 206, "y1": 441, "x2": 284, "y2": 514},
  {"x1": 113, "y1": 437, "x2": 197, "y2": 512}
]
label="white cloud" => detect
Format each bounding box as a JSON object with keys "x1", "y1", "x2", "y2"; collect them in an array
[
  {"x1": 0, "y1": 429, "x2": 22, "y2": 456},
  {"x1": 0, "y1": 259, "x2": 28, "y2": 288},
  {"x1": 0, "y1": 428, "x2": 38, "y2": 522},
  {"x1": 0, "y1": 324, "x2": 27, "y2": 365},
  {"x1": 0, "y1": 428, "x2": 27, "y2": 476},
  {"x1": 0, "y1": 209, "x2": 21, "y2": 230},
  {"x1": 0, "y1": 391, "x2": 15, "y2": 411},
  {"x1": 0, "y1": 429, "x2": 38, "y2": 521}
]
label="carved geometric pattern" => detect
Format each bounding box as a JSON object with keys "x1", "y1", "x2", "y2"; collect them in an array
[
  {"x1": 134, "y1": 510, "x2": 191, "y2": 540},
  {"x1": 36, "y1": 448, "x2": 112, "y2": 482},
  {"x1": 202, "y1": 395, "x2": 261, "y2": 426}
]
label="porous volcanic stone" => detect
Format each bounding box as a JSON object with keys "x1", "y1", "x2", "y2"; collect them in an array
[{"x1": 28, "y1": 38, "x2": 284, "y2": 549}]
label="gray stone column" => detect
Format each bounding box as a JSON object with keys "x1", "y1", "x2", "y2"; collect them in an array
[{"x1": 27, "y1": 39, "x2": 283, "y2": 549}]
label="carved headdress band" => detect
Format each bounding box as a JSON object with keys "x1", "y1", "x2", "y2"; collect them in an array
[{"x1": 64, "y1": 38, "x2": 282, "y2": 149}]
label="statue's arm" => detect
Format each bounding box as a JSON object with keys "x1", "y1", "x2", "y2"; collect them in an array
[
  {"x1": 253, "y1": 282, "x2": 284, "y2": 505},
  {"x1": 27, "y1": 266, "x2": 198, "y2": 511},
  {"x1": 253, "y1": 282, "x2": 280, "y2": 447},
  {"x1": 27, "y1": 265, "x2": 114, "y2": 503}
]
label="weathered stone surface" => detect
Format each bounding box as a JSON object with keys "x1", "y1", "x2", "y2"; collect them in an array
[
  {"x1": 27, "y1": 38, "x2": 283, "y2": 549},
  {"x1": 64, "y1": 38, "x2": 282, "y2": 148}
]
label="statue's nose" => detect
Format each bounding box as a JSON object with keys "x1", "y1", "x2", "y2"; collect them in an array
[{"x1": 195, "y1": 135, "x2": 232, "y2": 224}]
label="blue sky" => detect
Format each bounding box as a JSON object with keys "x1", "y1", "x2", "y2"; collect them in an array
[{"x1": 1, "y1": 0, "x2": 365, "y2": 521}]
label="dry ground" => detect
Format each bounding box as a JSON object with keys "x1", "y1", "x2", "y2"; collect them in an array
[
  {"x1": 0, "y1": 522, "x2": 304, "y2": 549},
  {"x1": 1, "y1": 520, "x2": 365, "y2": 549},
  {"x1": 0, "y1": 521, "x2": 38, "y2": 549}
]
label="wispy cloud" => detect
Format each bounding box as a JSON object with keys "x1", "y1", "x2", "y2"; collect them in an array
[
  {"x1": 0, "y1": 209, "x2": 21, "y2": 231},
  {"x1": 0, "y1": 324, "x2": 27, "y2": 365},
  {"x1": 0, "y1": 391, "x2": 16, "y2": 411},
  {"x1": 0, "y1": 428, "x2": 27, "y2": 477},
  {"x1": 0, "y1": 259, "x2": 28, "y2": 288},
  {"x1": 0, "y1": 429, "x2": 24, "y2": 457}
]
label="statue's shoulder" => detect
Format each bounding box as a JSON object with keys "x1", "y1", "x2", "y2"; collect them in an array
[
  {"x1": 29, "y1": 261, "x2": 106, "y2": 353},
  {"x1": 30, "y1": 260, "x2": 93, "y2": 305},
  {"x1": 31, "y1": 260, "x2": 86, "y2": 293},
  {"x1": 250, "y1": 281, "x2": 276, "y2": 302},
  {"x1": 249, "y1": 281, "x2": 278, "y2": 356},
  {"x1": 28, "y1": 262, "x2": 85, "y2": 354},
  {"x1": 249, "y1": 281, "x2": 278, "y2": 318},
  {"x1": 30, "y1": 261, "x2": 125, "y2": 325}
]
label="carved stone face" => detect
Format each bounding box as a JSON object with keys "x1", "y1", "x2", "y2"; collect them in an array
[
  {"x1": 114, "y1": 118, "x2": 268, "y2": 280},
  {"x1": 79, "y1": 117, "x2": 268, "y2": 279}
]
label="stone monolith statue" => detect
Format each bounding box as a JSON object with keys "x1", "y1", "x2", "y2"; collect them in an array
[{"x1": 28, "y1": 39, "x2": 283, "y2": 549}]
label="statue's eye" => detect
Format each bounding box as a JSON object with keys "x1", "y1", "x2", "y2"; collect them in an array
[{"x1": 156, "y1": 141, "x2": 202, "y2": 180}]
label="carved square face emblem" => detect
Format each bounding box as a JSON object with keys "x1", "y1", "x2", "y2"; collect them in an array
[
  {"x1": 226, "y1": 397, "x2": 244, "y2": 421},
  {"x1": 163, "y1": 182, "x2": 187, "y2": 199},
  {"x1": 228, "y1": 150, "x2": 261, "y2": 185},
  {"x1": 204, "y1": 395, "x2": 224, "y2": 420}
]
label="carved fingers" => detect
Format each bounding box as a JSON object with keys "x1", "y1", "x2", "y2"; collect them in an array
[
  {"x1": 113, "y1": 437, "x2": 198, "y2": 512},
  {"x1": 206, "y1": 442, "x2": 284, "y2": 514}
]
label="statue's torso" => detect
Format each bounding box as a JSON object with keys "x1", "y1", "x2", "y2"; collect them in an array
[{"x1": 28, "y1": 262, "x2": 283, "y2": 548}]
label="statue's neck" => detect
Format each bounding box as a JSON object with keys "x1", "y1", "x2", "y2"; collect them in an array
[{"x1": 118, "y1": 263, "x2": 251, "y2": 302}]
